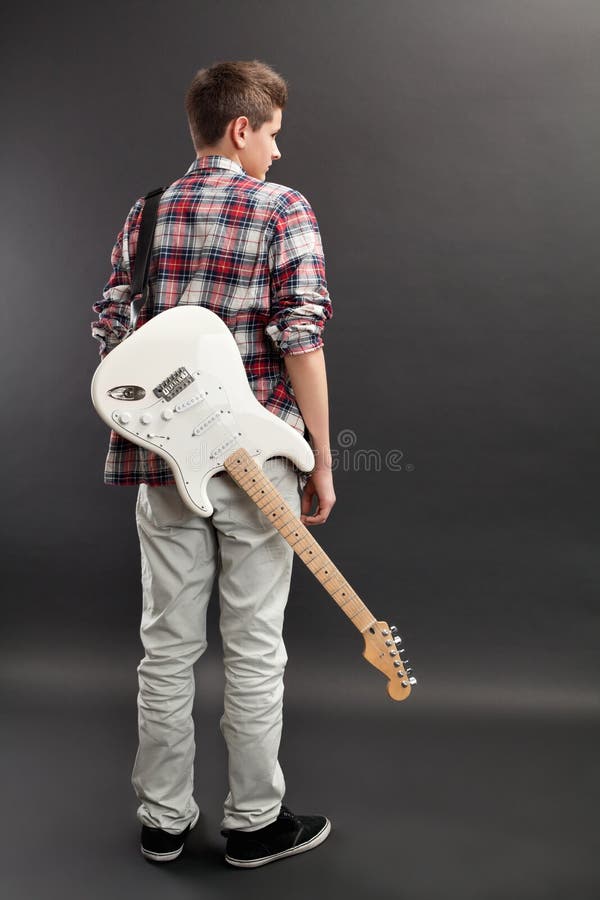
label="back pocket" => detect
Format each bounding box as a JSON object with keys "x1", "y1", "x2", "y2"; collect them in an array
[{"x1": 136, "y1": 484, "x2": 190, "y2": 529}]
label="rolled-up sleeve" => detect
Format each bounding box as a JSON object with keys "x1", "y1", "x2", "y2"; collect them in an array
[
  {"x1": 266, "y1": 193, "x2": 332, "y2": 356},
  {"x1": 91, "y1": 200, "x2": 142, "y2": 359}
]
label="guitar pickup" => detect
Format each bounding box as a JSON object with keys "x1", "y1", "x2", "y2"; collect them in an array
[
  {"x1": 174, "y1": 393, "x2": 205, "y2": 413},
  {"x1": 209, "y1": 436, "x2": 238, "y2": 459},
  {"x1": 192, "y1": 411, "x2": 222, "y2": 435}
]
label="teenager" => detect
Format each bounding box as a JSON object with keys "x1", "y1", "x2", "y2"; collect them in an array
[{"x1": 91, "y1": 59, "x2": 335, "y2": 868}]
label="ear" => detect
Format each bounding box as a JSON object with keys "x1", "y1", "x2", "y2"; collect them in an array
[{"x1": 231, "y1": 115, "x2": 250, "y2": 148}]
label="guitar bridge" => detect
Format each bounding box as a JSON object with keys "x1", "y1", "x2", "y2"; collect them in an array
[{"x1": 153, "y1": 367, "x2": 194, "y2": 401}]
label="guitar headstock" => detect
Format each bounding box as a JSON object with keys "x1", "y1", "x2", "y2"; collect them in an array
[{"x1": 362, "y1": 621, "x2": 417, "y2": 701}]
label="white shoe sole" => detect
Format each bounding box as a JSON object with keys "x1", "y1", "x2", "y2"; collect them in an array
[
  {"x1": 225, "y1": 818, "x2": 331, "y2": 868},
  {"x1": 141, "y1": 807, "x2": 200, "y2": 862}
]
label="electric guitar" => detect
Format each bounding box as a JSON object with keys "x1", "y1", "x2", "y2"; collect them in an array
[{"x1": 91, "y1": 305, "x2": 416, "y2": 700}]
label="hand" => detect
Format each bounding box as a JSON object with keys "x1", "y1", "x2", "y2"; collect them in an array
[{"x1": 300, "y1": 467, "x2": 336, "y2": 526}]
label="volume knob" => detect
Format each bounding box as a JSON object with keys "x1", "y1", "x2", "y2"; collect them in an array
[{"x1": 140, "y1": 413, "x2": 153, "y2": 425}]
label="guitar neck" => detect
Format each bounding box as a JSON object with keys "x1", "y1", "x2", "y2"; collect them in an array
[{"x1": 224, "y1": 449, "x2": 376, "y2": 634}]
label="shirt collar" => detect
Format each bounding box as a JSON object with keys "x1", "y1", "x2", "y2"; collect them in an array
[{"x1": 184, "y1": 154, "x2": 246, "y2": 177}]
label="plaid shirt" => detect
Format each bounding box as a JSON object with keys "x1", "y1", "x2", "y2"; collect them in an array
[{"x1": 91, "y1": 155, "x2": 332, "y2": 485}]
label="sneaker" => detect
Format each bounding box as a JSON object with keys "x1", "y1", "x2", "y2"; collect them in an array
[
  {"x1": 140, "y1": 808, "x2": 200, "y2": 863},
  {"x1": 223, "y1": 804, "x2": 331, "y2": 868}
]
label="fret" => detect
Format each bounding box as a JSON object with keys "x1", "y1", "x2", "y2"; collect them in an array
[
  {"x1": 262, "y1": 496, "x2": 284, "y2": 517},
  {"x1": 297, "y1": 548, "x2": 318, "y2": 566},
  {"x1": 257, "y1": 493, "x2": 279, "y2": 513},
  {"x1": 308, "y1": 555, "x2": 333, "y2": 576},
  {"x1": 317, "y1": 572, "x2": 345, "y2": 592},
  {"x1": 315, "y1": 565, "x2": 340, "y2": 583},
  {"x1": 247, "y1": 484, "x2": 268, "y2": 503},
  {"x1": 304, "y1": 545, "x2": 325, "y2": 563},
  {"x1": 286, "y1": 530, "x2": 309, "y2": 547},
  {"x1": 282, "y1": 523, "x2": 303, "y2": 541},
  {"x1": 287, "y1": 538, "x2": 307, "y2": 555},
  {"x1": 223, "y1": 448, "x2": 377, "y2": 634},
  {"x1": 319, "y1": 560, "x2": 345, "y2": 588},
  {"x1": 312, "y1": 562, "x2": 339, "y2": 581},
  {"x1": 332, "y1": 588, "x2": 353, "y2": 606},
  {"x1": 298, "y1": 546, "x2": 319, "y2": 564}
]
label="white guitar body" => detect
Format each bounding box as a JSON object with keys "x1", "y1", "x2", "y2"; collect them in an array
[{"x1": 90, "y1": 306, "x2": 314, "y2": 517}]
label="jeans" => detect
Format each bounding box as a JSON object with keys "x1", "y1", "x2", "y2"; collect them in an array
[{"x1": 131, "y1": 456, "x2": 302, "y2": 834}]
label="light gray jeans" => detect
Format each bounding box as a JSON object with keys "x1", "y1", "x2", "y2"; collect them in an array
[{"x1": 131, "y1": 456, "x2": 302, "y2": 835}]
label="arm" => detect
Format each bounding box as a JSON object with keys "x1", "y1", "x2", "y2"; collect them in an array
[
  {"x1": 284, "y1": 347, "x2": 336, "y2": 526},
  {"x1": 91, "y1": 199, "x2": 143, "y2": 358},
  {"x1": 265, "y1": 191, "x2": 335, "y2": 525}
]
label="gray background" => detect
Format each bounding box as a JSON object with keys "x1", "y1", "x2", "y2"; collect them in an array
[{"x1": 2, "y1": 1, "x2": 599, "y2": 898}]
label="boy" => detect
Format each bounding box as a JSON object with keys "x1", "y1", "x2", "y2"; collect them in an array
[{"x1": 91, "y1": 59, "x2": 335, "y2": 867}]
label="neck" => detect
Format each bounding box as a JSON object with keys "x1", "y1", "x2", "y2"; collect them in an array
[{"x1": 223, "y1": 448, "x2": 377, "y2": 634}]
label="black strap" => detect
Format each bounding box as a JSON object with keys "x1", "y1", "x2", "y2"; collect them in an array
[{"x1": 130, "y1": 186, "x2": 164, "y2": 331}]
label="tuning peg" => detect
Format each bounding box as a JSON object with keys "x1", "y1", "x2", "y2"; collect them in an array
[
  {"x1": 408, "y1": 676, "x2": 417, "y2": 685},
  {"x1": 390, "y1": 625, "x2": 398, "y2": 634},
  {"x1": 393, "y1": 635, "x2": 402, "y2": 644},
  {"x1": 405, "y1": 667, "x2": 413, "y2": 675}
]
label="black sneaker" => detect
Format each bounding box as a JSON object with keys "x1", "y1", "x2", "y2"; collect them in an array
[
  {"x1": 223, "y1": 804, "x2": 331, "y2": 868},
  {"x1": 140, "y1": 808, "x2": 200, "y2": 863}
]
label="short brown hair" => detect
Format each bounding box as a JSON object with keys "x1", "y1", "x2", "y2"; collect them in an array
[{"x1": 185, "y1": 59, "x2": 288, "y2": 150}]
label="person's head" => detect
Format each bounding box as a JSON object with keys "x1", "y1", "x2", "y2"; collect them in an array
[{"x1": 185, "y1": 59, "x2": 288, "y2": 181}]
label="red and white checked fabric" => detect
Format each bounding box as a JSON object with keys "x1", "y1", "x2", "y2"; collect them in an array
[{"x1": 91, "y1": 155, "x2": 332, "y2": 485}]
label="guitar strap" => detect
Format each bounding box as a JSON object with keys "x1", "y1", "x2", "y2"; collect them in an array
[{"x1": 129, "y1": 186, "x2": 165, "y2": 331}]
